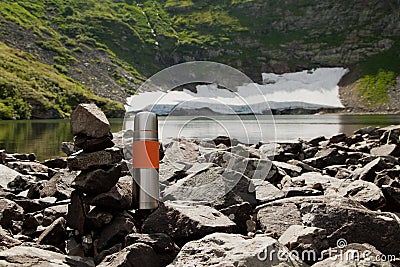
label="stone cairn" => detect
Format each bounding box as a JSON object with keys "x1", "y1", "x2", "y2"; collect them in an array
[{"x1": 65, "y1": 104, "x2": 133, "y2": 263}]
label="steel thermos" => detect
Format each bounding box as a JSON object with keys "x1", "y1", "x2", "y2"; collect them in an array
[{"x1": 132, "y1": 111, "x2": 160, "y2": 209}]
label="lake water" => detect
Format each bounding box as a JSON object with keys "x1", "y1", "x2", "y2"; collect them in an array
[{"x1": 0, "y1": 114, "x2": 399, "y2": 161}]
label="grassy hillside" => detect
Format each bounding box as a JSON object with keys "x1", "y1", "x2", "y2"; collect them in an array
[{"x1": 0, "y1": 0, "x2": 399, "y2": 118}]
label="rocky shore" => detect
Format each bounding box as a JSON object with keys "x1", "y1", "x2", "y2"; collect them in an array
[{"x1": 0, "y1": 104, "x2": 400, "y2": 266}]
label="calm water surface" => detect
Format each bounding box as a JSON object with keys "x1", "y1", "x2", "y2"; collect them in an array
[{"x1": 0, "y1": 114, "x2": 399, "y2": 161}]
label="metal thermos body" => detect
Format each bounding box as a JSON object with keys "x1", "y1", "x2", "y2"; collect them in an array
[{"x1": 132, "y1": 111, "x2": 159, "y2": 209}]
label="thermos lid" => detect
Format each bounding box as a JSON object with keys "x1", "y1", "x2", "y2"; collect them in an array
[{"x1": 134, "y1": 111, "x2": 158, "y2": 140}]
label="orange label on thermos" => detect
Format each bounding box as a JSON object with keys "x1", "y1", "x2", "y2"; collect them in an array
[{"x1": 132, "y1": 140, "x2": 160, "y2": 169}]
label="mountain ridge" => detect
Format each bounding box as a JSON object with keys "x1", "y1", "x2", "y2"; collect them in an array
[{"x1": 1, "y1": 0, "x2": 399, "y2": 118}]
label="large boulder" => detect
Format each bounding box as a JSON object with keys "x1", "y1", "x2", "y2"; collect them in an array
[
  {"x1": 257, "y1": 195, "x2": 400, "y2": 255},
  {"x1": 168, "y1": 233, "x2": 307, "y2": 267},
  {"x1": 70, "y1": 104, "x2": 110, "y2": 138},
  {"x1": 0, "y1": 246, "x2": 94, "y2": 266},
  {"x1": 142, "y1": 201, "x2": 235, "y2": 242}
]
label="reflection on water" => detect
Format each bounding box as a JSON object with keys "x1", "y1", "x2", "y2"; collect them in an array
[{"x1": 0, "y1": 114, "x2": 399, "y2": 160}]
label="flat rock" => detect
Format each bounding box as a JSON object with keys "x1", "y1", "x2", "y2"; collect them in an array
[
  {"x1": 125, "y1": 233, "x2": 180, "y2": 266},
  {"x1": 67, "y1": 147, "x2": 123, "y2": 171},
  {"x1": 312, "y1": 243, "x2": 393, "y2": 267},
  {"x1": 73, "y1": 164, "x2": 122, "y2": 195},
  {"x1": 84, "y1": 176, "x2": 132, "y2": 210},
  {"x1": 142, "y1": 201, "x2": 235, "y2": 241},
  {"x1": 74, "y1": 134, "x2": 115, "y2": 153},
  {"x1": 42, "y1": 158, "x2": 68, "y2": 169},
  {"x1": 70, "y1": 104, "x2": 110, "y2": 138},
  {"x1": 6, "y1": 161, "x2": 49, "y2": 177},
  {"x1": 98, "y1": 243, "x2": 159, "y2": 267},
  {"x1": 273, "y1": 161, "x2": 302, "y2": 176},
  {"x1": 0, "y1": 246, "x2": 94, "y2": 266},
  {"x1": 253, "y1": 180, "x2": 285, "y2": 203},
  {"x1": 0, "y1": 164, "x2": 21, "y2": 189},
  {"x1": 163, "y1": 139, "x2": 199, "y2": 163},
  {"x1": 168, "y1": 233, "x2": 307, "y2": 267},
  {"x1": 0, "y1": 226, "x2": 22, "y2": 248},
  {"x1": 371, "y1": 144, "x2": 400, "y2": 157}
]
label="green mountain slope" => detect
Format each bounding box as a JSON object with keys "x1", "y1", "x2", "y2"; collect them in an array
[{"x1": 1, "y1": 0, "x2": 399, "y2": 118}]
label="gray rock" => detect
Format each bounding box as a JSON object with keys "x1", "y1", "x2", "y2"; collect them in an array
[
  {"x1": 254, "y1": 180, "x2": 285, "y2": 203},
  {"x1": 0, "y1": 164, "x2": 22, "y2": 189},
  {"x1": 168, "y1": 233, "x2": 307, "y2": 267},
  {"x1": 73, "y1": 164, "x2": 122, "y2": 195},
  {"x1": 43, "y1": 204, "x2": 68, "y2": 226},
  {"x1": 42, "y1": 158, "x2": 68, "y2": 169},
  {"x1": 98, "y1": 243, "x2": 159, "y2": 267},
  {"x1": 298, "y1": 196, "x2": 400, "y2": 255},
  {"x1": 67, "y1": 191, "x2": 88, "y2": 234},
  {"x1": 352, "y1": 157, "x2": 387, "y2": 181},
  {"x1": 282, "y1": 172, "x2": 345, "y2": 192},
  {"x1": 67, "y1": 147, "x2": 123, "y2": 171},
  {"x1": 311, "y1": 243, "x2": 393, "y2": 267},
  {"x1": 303, "y1": 148, "x2": 346, "y2": 168},
  {"x1": 163, "y1": 167, "x2": 256, "y2": 209},
  {"x1": 163, "y1": 139, "x2": 199, "y2": 163},
  {"x1": 125, "y1": 233, "x2": 180, "y2": 266},
  {"x1": 40, "y1": 169, "x2": 77, "y2": 200},
  {"x1": 7, "y1": 174, "x2": 36, "y2": 193},
  {"x1": 37, "y1": 217, "x2": 66, "y2": 250},
  {"x1": 0, "y1": 226, "x2": 22, "y2": 248},
  {"x1": 70, "y1": 104, "x2": 110, "y2": 138},
  {"x1": 96, "y1": 212, "x2": 137, "y2": 252},
  {"x1": 329, "y1": 133, "x2": 347, "y2": 144},
  {"x1": 0, "y1": 246, "x2": 94, "y2": 266},
  {"x1": 273, "y1": 160, "x2": 302, "y2": 177},
  {"x1": 371, "y1": 144, "x2": 400, "y2": 157},
  {"x1": 142, "y1": 201, "x2": 235, "y2": 241},
  {"x1": 84, "y1": 176, "x2": 132, "y2": 210},
  {"x1": 278, "y1": 225, "x2": 328, "y2": 264},
  {"x1": 6, "y1": 161, "x2": 49, "y2": 177},
  {"x1": 257, "y1": 201, "x2": 302, "y2": 235},
  {"x1": 308, "y1": 136, "x2": 327, "y2": 146},
  {"x1": 74, "y1": 134, "x2": 115, "y2": 153},
  {"x1": 0, "y1": 198, "x2": 23, "y2": 229},
  {"x1": 328, "y1": 180, "x2": 386, "y2": 210}
]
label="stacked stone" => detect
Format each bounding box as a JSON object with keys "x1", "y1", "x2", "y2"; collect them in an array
[{"x1": 65, "y1": 104, "x2": 133, "y2": 261}]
